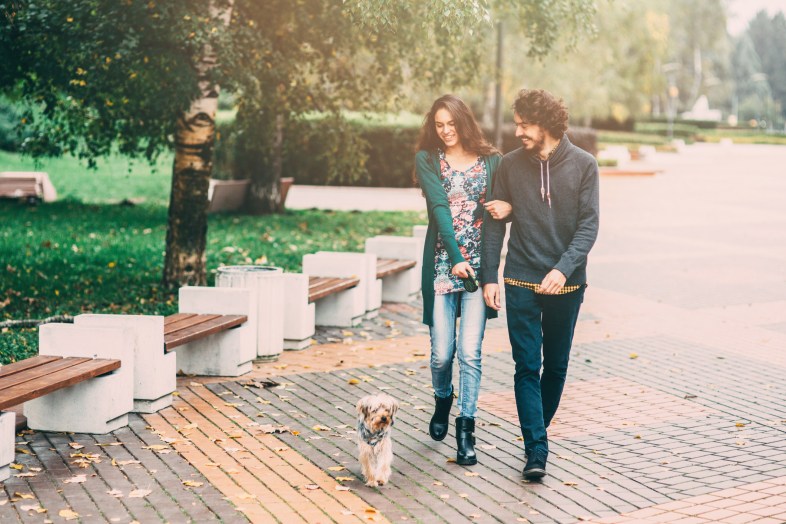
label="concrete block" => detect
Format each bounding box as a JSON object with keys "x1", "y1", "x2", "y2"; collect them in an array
[
  {"x1": 25, "y1": 324, "x2": 134, "y2": 434},
  {"x1": 282, "y1": 273, "x2": 315, "y2": 350},
  {"x1": 216, "y1": 265, "x2": 284, "y2": 361},
  {"x1": 75, "y1": 314, "x2": 174, "y2": 413},
  {"x1": 365, "y1": 236, "x2": 422, "y2": 302},
  {"x1": 312, "y1": 251, "x2": 379, "y2": 316},
  {"x1": 303, "y1": 253, "x2": 366, "y2": 327},
  {"x1": 177, "y1": 287, "x2": 255, "y2": 376},
  {"x1": 0, "y1": 411, "x2": 14, "y2": 483}
]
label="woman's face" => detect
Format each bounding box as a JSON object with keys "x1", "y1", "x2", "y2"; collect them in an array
[{"x1": 434, "y1": 108, "x2": 460, "y2": 149}]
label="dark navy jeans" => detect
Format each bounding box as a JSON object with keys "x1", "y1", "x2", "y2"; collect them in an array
[{"x1": 505, "y1": 283, "x2": 585, "y2": 455}]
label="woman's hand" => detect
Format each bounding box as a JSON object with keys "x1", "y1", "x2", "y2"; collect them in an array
[
  {"x1": 484, "y1": 200, "x2": 512, "y2": 220},
  {"x1": 451, "y1": 261, "x2": 474, "y2": 279}
]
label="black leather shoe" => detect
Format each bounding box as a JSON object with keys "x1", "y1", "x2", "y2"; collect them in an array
[
  {"x1": 429, "y1": 390, "x2": 454, "y2": 441},
  {"x1": 523, "y1": 448, "x2": 548, "y2": 480},
  {"x1": 455, "y1": 416, "x2": 477, "y2": 465}
]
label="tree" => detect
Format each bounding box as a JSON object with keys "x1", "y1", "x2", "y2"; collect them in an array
[
  {"x1": 1, "y1": 0, "x2": 597, "y2": 286},
  {"x1": 746, "y1": 10, "x2": 786, "y2": 124}
]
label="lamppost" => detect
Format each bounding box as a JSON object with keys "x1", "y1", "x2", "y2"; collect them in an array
[{"x1": 662, "y1": 62, "x2": 681, "y2": 140}]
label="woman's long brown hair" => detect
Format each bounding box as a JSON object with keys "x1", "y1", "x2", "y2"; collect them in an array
[{"x1": 416, "y1": 94, "x2": 498, "y2": 156}]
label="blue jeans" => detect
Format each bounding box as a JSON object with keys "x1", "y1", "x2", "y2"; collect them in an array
[
  {"x1": 429, "y1": 290, "x2": 487, "y2": 419},
  {"x1": 505, "y1": 284, "x2": 585, "y2": 454}
]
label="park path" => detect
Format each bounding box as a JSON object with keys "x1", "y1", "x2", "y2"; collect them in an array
[{"x1": 3, "y1": 143, "x2": 786, "y2": 522}]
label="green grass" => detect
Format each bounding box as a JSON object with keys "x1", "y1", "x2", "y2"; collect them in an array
[
  {"x1": 696, "y1": 129, "x2": 786, "y2": 145},
  {"x1": 0, "y1": 151, "x2": 425, "y2": 363},
  {"x1": 0, "y1": 149, "x2": 173, "y2": 205}
]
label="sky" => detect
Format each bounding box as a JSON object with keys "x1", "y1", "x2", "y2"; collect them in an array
[{"x1": 726, "y1": 0, "x2": 786, "y2": 35}]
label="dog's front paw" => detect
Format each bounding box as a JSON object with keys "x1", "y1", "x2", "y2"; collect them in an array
[
  {"x1": 377, "y1": 479, "x2": 386, "y2": 486},
  {"x1": 365, "y1": 479, "x2": 378, "y2": 487}
]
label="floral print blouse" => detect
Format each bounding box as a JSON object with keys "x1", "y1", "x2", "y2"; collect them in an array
[{"x1": 434, "y1": 149, "x2": 487, "y2": 295}]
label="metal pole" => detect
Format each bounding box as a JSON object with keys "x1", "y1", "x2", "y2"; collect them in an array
[{"x1": 493, "y1": 21, "x2": 504, "y2": 150}]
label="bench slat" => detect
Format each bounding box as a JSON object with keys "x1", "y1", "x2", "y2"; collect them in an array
[
  {"x1": 164, "y1": 314, "x2": 221, "y2": 335},
  {"x1": 164, "y1": 314, "x2": 247, "y2": 352},
  {"x1": 0, "y1": 357, "x2": 92, "y2": 391},
  {"x1": 308, "y1": 276, "x2": 360, "y2": 303},
  {"x1": 0, "y1": 355, "x2": 63, "y2": 379},
  {"x1": 0, "y1": 358, "x2": 121, "y2": 411},
  {"x1": 164, "y1": 313, "x2": 198, "y2": 327},
  {"x1": 376, "y1": 258, "x2": 417, "y2": 279}
]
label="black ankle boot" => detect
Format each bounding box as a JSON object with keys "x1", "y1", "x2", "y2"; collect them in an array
[
  {"x1": 429, "y1": 390, "x2": 454, "y2": 441},
  {"x1": 455, "y1": 416, "x2": 477, "y2": 465}
]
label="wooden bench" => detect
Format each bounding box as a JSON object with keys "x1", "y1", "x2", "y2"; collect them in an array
[
  {"x1": 365, "y1": 236, "x2": 422, "y2": 303},
  {"x1": 0, "y1": 175, "x2": 42, "y2": 202},
  {"x1": 376, "y1": 258, "x2": 417, "y2": 279},
  {"x1": 0, "y1": 355, "x2": 120, "y2": 411},
  {"x1": 308, "y1": 276, "x2": 360, "y2": 303},
  {"x1": 0, "y1": 353, "x2": 123, "y2": 482},
  {"x1": 164, "y1": 313, "x2": 248, "y2": 352}
]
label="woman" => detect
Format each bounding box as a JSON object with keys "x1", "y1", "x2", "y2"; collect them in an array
[{"x1": 414, "y1": 94, "x2": 507, "y2": 465}]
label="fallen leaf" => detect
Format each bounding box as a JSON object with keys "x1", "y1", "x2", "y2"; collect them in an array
[
  {"x1": 15, "y1": 473, "x2": 37, "y2": 478},
  {"x1": 257, "y1": 424, "x2": 291, "y2": 434},
  {"x1": 59, "y1": 509, "x2": 80, "y2": 521},
  {"x1": 479, "y1": 444, "x2": 496, "y2": 450},
  {"x1": 21, "y1": 504, "x2": 46, "y2": 513},
  {"x1": 465, "y1": 471, "x2": 479, "y2": 477},
  {"x1": 114, "y1": 459, "x2": 141, "y2": 467},
  {"x1": 9, "y1": 463, "x2": 23, "y2": 471},
  {"x1": 629, "y1": 353, "x2": 638, "y2": 359},
  {"x1": 128, "y1": 489, "x2": 152, "y2": 498},
  {"x1": 15, "y1": 448, "x2": 30, "y2": 455},
  {"x1": 364, "y1": 508, "x2": 378, "y2": 514},
  {"x1": 439, "y1": 494, "x2": 450, "y2": 499},
  {"x1": 348, "y1": 378, "x2": 361, "y2": 385},
  {"x1": 735, "y1": 422, "x2": 746, "y2": 428},
  {"x1": 68, "y1": 443, "x2": 84, "y2": 450},
  {"x1": 143, "y1": 445, "x2": 168, "y2": 451},
  {"x1": 459, "y1": 493, "x2": 468, "y2": 498},
  {"x1": 328, "y1": 466, "x2": 347, "y2": 472},
  {"x1": 14, "y1": 492, "x2": 35, "y2": 499},
  {"x1": 183, "y1": 481, "x2": 203, "y2": 487},
  {"x1": 64, "y1": 475, "x2": 87, "y2": 484},
  {"x1": 303, "y1": 484, "x2": 320, "y2": 490},
  {"x1": 433, "y1": 481, "x2": 444, "y2": 486},
  {"x1": 336, "y1": 476, "x2": 354, "y2": 482},
  {"x1": 107, "y1": 489, "x2": 124, "y2": 498},
  {"x1": 336, "y1": 485, "x2": 351, "y2": 491},
  {"x1": 563, "y1": 481, "x2": 579, "y2": 486},
  {"x1": 312, "y1": 425, "x2": 331, "y2": 431}
]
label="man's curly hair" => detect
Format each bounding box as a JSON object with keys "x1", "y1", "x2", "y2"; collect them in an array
[{"x1": 512, "y1": 89, "x2": 569, "y2": 139}]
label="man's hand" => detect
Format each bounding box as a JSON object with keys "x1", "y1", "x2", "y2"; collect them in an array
[
  {"x1": 537, "y1": 269, "x2": 567, "y2": 295},
  {"x1": 483, "y1": 283, "x2": 501, "y2": 310},
  {"x1": 451, "y1": 261, "x2": 474, "y2": 279},
  {"x1": 484, "y1": 200, "x2": 513, "y2": 220}
]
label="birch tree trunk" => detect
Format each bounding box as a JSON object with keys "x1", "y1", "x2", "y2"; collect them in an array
[{"x1": 163, "y1": 2, "x2": 233, "y2": 287}]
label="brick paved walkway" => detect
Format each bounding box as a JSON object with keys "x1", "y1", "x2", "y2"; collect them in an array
[{"x1": 3, "y1": 144, "x2": 786, "y2": 522}]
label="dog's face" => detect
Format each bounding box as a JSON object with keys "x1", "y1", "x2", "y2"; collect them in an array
[{"x1": 356, "y1": 393, "x2": 399, "y2": 433}]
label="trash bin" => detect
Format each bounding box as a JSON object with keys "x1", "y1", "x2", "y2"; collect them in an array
[{"x1": 216, "y1": 265, "x2": 284, "y2": 361}]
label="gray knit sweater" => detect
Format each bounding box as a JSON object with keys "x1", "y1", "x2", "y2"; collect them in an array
[{"x1": 480, "y1": 136, "x2": 599, "y2": 286}]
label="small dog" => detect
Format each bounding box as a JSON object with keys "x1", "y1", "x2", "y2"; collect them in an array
[{"x1": 356, "y1": 393, "x2": 399, "y2": 487}]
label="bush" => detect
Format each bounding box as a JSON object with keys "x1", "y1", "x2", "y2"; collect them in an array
[
  {"x1": 213, "y1": 116, "x2": 599, "y2": 188},
  {"x1": 0, "y1": 98, "x2": 26, "y2": 152},
  {"x1": 634, "y1": 122, "x2": 700, "y2": 141}
]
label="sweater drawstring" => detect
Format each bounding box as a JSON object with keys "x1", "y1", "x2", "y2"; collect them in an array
[
  {"x1": 539, "y1": 161, "x2": 545, "y2": 203},
  {"x1": 546, "y1": 159, "x2": 552, "y2": 208},
  {"x1": 539, "y1": 160, "x2": 552, "y2": 208}
]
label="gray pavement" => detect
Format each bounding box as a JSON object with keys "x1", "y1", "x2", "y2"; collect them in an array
[{"x1": 3, "y1": 143, "x2": 786, "y2": 523}]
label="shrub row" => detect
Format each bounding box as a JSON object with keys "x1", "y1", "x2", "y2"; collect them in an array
[{"x1": 214, "y1": 117, "x2": 599, "y2": 188}]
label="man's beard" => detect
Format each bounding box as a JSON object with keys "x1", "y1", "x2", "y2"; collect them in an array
[{"x1": 522, "y1": 135, "x2": 545, "y2": 155}]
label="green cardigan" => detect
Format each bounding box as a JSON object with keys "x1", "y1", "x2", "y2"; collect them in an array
[{"x1": 415, "y1": 149, "x2": 502, "y2": 326}]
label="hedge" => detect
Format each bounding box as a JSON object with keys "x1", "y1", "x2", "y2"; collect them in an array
[{"x1": 214, "y1": 116, "x2": 599, "y2": 188}]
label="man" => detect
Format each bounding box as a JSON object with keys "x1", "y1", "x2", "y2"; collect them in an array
[{"x1": 481, "y1": 88, "x2": 599, "y2": 480}]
